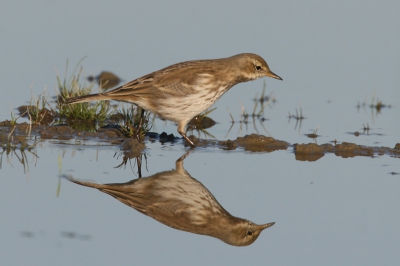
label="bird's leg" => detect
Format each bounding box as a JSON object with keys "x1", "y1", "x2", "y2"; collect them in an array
[
  {"x1": 178, "y1": 130, "x2": 195, "y2": 147},
  {"x1": 135, "y1": 108, "x2": 145, "y2": 140},
  {"x1": 177, "y1": 121, "x2": 196, "y2": 147},
  {"x1": 136, "y1": 155, "x2": 142, "y2": 178}
]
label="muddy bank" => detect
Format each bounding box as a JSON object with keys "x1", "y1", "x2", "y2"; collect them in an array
[
  {"x1": 1, "y1": 120, "x2": 399, "y2": 161},
  {"x1": 293, "y1": 142, "x2": 400, "y2": 161}
]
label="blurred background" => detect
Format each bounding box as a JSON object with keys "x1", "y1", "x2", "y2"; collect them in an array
[{"x1": 1, "y1": 1, "x2": 398, "y2": 124}]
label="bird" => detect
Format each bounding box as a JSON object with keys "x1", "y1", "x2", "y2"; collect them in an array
[
  {"x1": 65, "y1": 53, "x2": 282, "y2": 146},
  {"x1": 66, "y1": 153, "x2": 275, "y2": 246}
]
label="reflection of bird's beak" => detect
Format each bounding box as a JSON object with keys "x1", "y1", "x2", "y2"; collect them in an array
[
  {"x1": 267, "y1": 71, "x2": 283, "y2": 81},
  {"x1": 260, "y1": 222, "x2": 275, "y2": 230}
]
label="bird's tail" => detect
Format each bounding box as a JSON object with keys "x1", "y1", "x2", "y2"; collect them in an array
[{"x1": 63, "y1": 93, "x2": 109, "y2": 105}]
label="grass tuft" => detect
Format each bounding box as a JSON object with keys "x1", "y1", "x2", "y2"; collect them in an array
[
  {"x1": 56, "y1": 59, "x2": 114, "y2": 121},
  {"x1": 116, "y1": 106, "x2": 152, "y2": 138}
]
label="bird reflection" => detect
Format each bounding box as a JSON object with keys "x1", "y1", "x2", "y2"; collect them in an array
[{"x1": 67, "y1": 153, "x2": 274, "y2": 246}]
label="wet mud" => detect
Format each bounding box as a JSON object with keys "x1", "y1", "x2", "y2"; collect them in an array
[
  {"x1": 293, "y1": 142, "x2": 400, "y2": 161},
  {"x1": 1, "y1": 120, "x2": 399, "y2": 161}
]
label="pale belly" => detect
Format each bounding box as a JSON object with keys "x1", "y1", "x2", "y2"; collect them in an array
[{"x1": 152, "y1": 86, "x2": 228, "y2": 123}]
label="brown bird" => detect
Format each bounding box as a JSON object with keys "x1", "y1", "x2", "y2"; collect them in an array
[
  {"x1": 65, "y1": 53, "x2": 282, "y2": 146},
  {"x1": 67, "y1": 153, "x2": 275, "y2": 246}
]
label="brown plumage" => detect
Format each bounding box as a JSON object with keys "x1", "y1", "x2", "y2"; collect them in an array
[
  {"x1": 65, "y1": 53, "x2": 282, "y2": 146},
  {"x1": 67, "y1": 153, "x2": 275, "y2": 246}
]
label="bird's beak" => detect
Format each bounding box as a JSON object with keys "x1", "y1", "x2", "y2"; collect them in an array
[
  {"x1": 259, "y1": 222, "x2": 275, "y2": 230},
  {"x1": 267, "y1": 71, "x2": 283, "y2": 81}
]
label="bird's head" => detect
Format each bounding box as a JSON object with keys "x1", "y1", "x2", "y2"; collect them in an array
[
  {"x1": 220, "y1": 219, "x2": 275, "y2": 246},
  {"x1": 233, "y1": 53, "x2": 282, "y2": 82}
]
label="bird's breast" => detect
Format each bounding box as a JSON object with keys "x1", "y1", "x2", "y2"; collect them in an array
[{"x1": 155, "y1": 83, "x2": 231, "y2": 122}]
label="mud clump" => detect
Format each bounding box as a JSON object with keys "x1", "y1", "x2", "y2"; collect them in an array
[
  {"x1": 294, "y1": 143, "x2": 324, "y2": 161},
  {"x1": 294, "y1": 143, "x2": 324, "y2": 153},
  {"x1": 218, "y1": 140, "x2": 237, "y2": 150},
  {"x1": 292, "y1": 141, "x2": 400, "y2": 160},
  {"x1": 335, "y1": 142, "x2": 374, "y2": 158},
  {"x1": 0, "y1": 120, "x2": 126, "y2": 144},
  {"x1": 234, "y1": 134, "x2": 289, "y2": 152},
  {"x1": 41, "y1": 125, "x2": 76, "y2": 140}
]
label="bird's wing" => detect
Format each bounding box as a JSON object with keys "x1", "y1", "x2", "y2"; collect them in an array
[
  {"x1": 67, "y1": 177, "x2": 152, "y2": 215},
  {"x1": 100, "y1": 189, "x2": 151, "y2": 215},
  {"x1": 103, "y1": 61, "x2": 217, "y2": 98},
  {"x1": 145, "y1": 202, "x2": 199, "y2": 230},
  {"x1": 101, "y1": 188, "x2": 198, "y2": 230},
  {"x1": 103, "y1": 72, "x2": 156, "y2": 97}
]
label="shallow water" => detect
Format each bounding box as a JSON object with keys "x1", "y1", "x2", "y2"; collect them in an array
[
  {"x1": 1, "y1": 118, "x2": 399, "y2": 265},
  {"x1": 1, "y1": 1, "x2": 400, "y2": 265}
]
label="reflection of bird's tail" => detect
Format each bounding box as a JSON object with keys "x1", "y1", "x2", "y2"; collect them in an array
[
  {"x1": 65, "y1": 175, "x2": 140, "y2": 192},
  {"x1": 64, "y1": 93, "x2": 110, "y2": 105},
  {"x1": 66, "y1": 175, "x2": 147, "y2": 214},
  {"x1": 67, "y1": 176, "x2": 108, "y2": 189}
]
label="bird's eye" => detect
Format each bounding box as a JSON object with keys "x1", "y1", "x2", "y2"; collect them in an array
[
  {"x1": 255, "y1": 65, "x2": 262, "y2": 71},
  {"x1": 246, "y1": 230, "x2": 253, "y2": 236}
]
